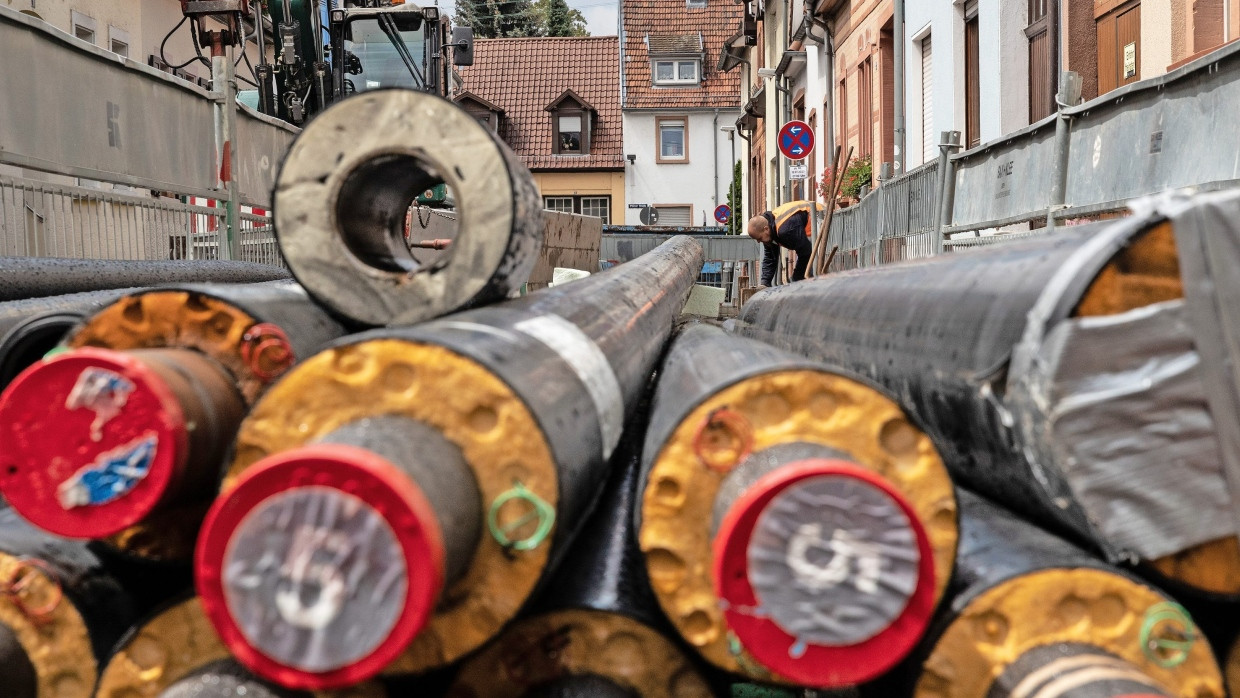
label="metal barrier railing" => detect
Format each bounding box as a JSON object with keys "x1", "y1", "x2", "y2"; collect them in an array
[{"x1": 1, "y1": 174, "x2": 281, "y2": 265}]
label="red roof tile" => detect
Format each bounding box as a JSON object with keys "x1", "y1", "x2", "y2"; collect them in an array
[
  {"x1": 622, "y1": 0, "x2": 743, "y2": 109},
  {"x1": 457, "y1": 37, "x2": 624, "y2": 171}
]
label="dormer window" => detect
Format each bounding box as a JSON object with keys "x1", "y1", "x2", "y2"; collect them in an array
[
  {"x1": 647, "y1": 33, "x2": 705, "y2": 87},
  {"x1": 686, "y1": 0, "x2": 707, "y2": 8},
  {"x1": 454, "y1": 91, "x2": 504, "y2": 134},
  {"x1": 558, "y1": 115, "x2": 583, "y2": 152},
  {"x1": 546, "y1": 89, "x2": 596, "y2": 155},
  {"x1": 654, "y1": 59, "x2": 699, "y2": 85}
]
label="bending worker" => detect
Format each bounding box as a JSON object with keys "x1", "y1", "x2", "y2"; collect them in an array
[{"x1": 746, "y1": 200, "x2": 824, "y2": 286}]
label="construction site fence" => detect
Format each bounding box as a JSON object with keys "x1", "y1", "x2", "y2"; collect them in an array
[
  {"x1": 0, "y1": 173, "x2": 280, "y2": 265},
  {"x1": 817, "y1": 37, "x2": 1240, "y2": 268}
]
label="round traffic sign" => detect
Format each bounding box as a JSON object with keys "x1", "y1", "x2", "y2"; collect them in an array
[
  {"x1": 778, "y1": 120, "x2": 814, "y2": 160},
  {"x1": 714, "y1": 204, "x2": 732, "y2": 224},
  {"x1": 640, "y1": 206, "x2": 660, "y2": 226}
]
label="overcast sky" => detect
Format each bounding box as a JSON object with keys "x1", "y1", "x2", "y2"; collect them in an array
[{"x1": 434, "y1": 0, "x2": 620, "y2": 37}]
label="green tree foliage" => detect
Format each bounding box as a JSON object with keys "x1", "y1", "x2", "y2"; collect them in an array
[
  {"x1": 727, "y1": 160, "x2": 744, "y2": 235},
  {"x1": 454, "y1": 0, "x2": 543, "y2": 38},
  {"x1": 535, "y1": 0, "x2": 589, "y2": 36}
]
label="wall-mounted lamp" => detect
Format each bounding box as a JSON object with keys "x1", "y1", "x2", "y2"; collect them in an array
[{"x1": 626, "y1": 154, "x2": 636, "y2": 164}]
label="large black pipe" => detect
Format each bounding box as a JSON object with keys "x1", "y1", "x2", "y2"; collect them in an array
[
  {"x1": 446, "y1": 400, "x2": 717, "y2": 698},
  {"x1": 879, "y1": 490, "x2": 1224, "y2": 698},
  {"x1": 0, "y1": 508, "x2": 140, "y2": 696},
  {"x1": 0, "y1": 258, "x2": 288, "y2": 302},
  {"x1": 274, "y1": 89, "x2": 543, "y2": 326},
  {"x1": 195, "y1": 236, "x2": 704, "y2": 688},
  {"x1": 637, "y1": 321, "x2": 956, "y2": 688},
  {"x1": 0, "y1": 281, "x2": 347, "y2": 559},
  {"x1": 734, "y1": 207, "x2": 1238, "y2": 595}
]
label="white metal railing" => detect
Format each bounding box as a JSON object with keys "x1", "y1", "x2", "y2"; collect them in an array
[{"x1": 0, "y1": 174, "x2": 281, "y2": 265}]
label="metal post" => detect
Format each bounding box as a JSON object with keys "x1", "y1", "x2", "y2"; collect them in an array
[
  {"x1": 893, "y1": 0, "x2": 905, "y2": 176},
  {"x1": 212, "y1": 53, "x2": 239, "y2": 260},
  {"x1": 1047, "y1": 71, "x2": 1082, "y2": 229},
  {"x1": 933, "y1": 130, "x2": 961, "y2": 254}
]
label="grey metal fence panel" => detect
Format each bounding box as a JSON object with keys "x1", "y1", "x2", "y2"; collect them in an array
[
  {"x1": 0, "y1": 7, "x2": 219, "y2": 197},
  {"x1": 949, "y1": 118, "x2": 1059, "y2": 231},
  {"x1": 235, "y1": 104, "x2": 300, "y2": 207},
  {"x1": 1063, "y1": 41, "x2": 1240, "y2": 211},
  {"x1": 0, "y1": 174, "x2": 284, "y2": 263}
]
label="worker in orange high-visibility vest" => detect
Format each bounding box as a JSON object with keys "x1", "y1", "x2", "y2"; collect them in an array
[{"x1": 745, "y1": 200, "x2": 824, "y2": 286}]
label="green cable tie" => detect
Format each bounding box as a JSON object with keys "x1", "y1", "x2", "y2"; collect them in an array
[
  {"x1": 1139, "y1": 601, "x2": 1196, "y2": 668},
  {"x1": 487, "y1": 481, "x2": 555, "y2": 551},
  {"x1": 42, "y1": 345, "x2": 71, "y2": 360}
]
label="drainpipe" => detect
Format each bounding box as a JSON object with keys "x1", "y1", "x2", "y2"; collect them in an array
[
  {"x1": 893, "y1": 0, "x2": 905, "y2": 176},
  {"x1": 934, "y1": 130, "x2": 961, "y2": 253},
  {"x1": 713, "y1": 109, "x2": 720, "y2": 211}
]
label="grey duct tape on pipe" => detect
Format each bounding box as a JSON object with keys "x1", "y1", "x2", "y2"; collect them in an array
[
  {"x1": 1014, "y1": 299, "x2": 1233, "y2": 559},
  {"x1": 1168, "y1": 189, "x2": 1240, "y2": 548},
  {"x1": 274, "y1": 89, "x2": 543, "y2": 326}
]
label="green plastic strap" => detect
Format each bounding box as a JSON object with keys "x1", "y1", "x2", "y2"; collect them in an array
[
  {"x1": 42, "y1": 345, "x2": 70, "y2": 360},
  {"x1": 487, "y1": 481, "x2": 555, "y2": 551},
  {"x1": 1139, "y1": 601, "x2": 1196, "y2": 668}
]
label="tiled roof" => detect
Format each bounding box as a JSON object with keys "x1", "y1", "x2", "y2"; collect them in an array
[
  {"x1": 457, "y1": 37, "x2": 624, "y2": 171},
  {"x1": 622, "y1": 0, "x2": 742, "y2": 109},
  {"x1": 648, "y1": 33, "x2": 703, "y2": 54}
]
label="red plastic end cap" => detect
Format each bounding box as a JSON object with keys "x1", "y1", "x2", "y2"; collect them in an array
[
  {"x1": 195, "y1": 443, "x2": 445, "y2": 690},
  {"x1": 712, "y1": 458, "x2": 937, "y2": 688},
  {"x1": 0, "y1": 348, "x2": 186, "y2": 538}
]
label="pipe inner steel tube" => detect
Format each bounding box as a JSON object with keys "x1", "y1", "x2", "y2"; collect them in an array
[
  {"x1": 0, "y1": 347, "x2": 243, "y2": 538},
  {"x1": 198, "y1": 237, "x2": 703, "y2": 686},
  {"x1": 197, "y1": 417, "x2": 480, "y2": 688},
  {"x1": 637, "y1": 322, "x2": 957, "y2": 687},
  {"x1": 274, "y1": 89, "x2": 543, "y2": 326}
]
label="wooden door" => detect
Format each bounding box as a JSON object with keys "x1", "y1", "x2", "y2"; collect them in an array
[
  {"x1": 965, "y1": 15, "x2": 980, "y2": 148},
  {"x1": 1098, "y1": 2, "x2": 1140, "y2": 94}
]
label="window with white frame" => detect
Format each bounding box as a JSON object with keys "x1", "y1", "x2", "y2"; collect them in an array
[
  {"x1": 686, "y1": 0, "x2": 708, "y2": 7},
  {"x1": 657, "y1": 117, "x2": 688, "y2": 162},
  {"x1": 109, "y1": 26, "x2": 130, "y2": 58},
  {"x1": 558, "y1": 114, "x2": 583, "y2": 153},
  {"x1": 544, "y1": 197, "x2": 575, "y2": 214},
  {"x1": 544, "y1": 195, "x2": 611, "y2": 223},
  {"x1": 580, "y1": 197, "x2": 610, "y2": 223},
  {"x1": 653, "y1": 59, "x2": 699, "y2": 85},
  {"x1": 72, "y1": 10, "x2": 96, "y2": 44}
]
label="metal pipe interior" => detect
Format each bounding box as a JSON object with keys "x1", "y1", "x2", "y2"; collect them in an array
[
  {"x1": 319, "y1": 415, "x2": 482, "y2": 585},
  {"x1": 332, "y1": 153, "x2": 449, "y2": 274}
]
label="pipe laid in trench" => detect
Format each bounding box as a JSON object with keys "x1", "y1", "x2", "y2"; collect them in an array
[
  {"x1": 274, "y1": 88, "x2": 543, "y2": 326},
  {"x1": 0, "y1": 508, "x2": 140, "y2": 698},
  {"x1": 0, "y1": 280, "x2": 346, "y2": 561},
  {"x1": 637, "y1": 321, "x2": 957, "y2": 688},
  {"x1": 447, "y1": 398, "x2": 715, "y2": 698},
  {"x1": 734, "y1": 195, "x2": 1240, "y2": 598},
  {"x1": 0, "y1": 258, "x2": 288, "y2": 302},
  {"x1": 898, "y1": 490, "x2": 1224, "y2": 698},
  {"x1": 194, "y1": 236, "x2": 704, "y2": 689}
]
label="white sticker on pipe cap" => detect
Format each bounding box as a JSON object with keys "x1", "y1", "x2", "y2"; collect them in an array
[{"x1": 511, "y1": 315, "x2": 624, "y2": 460}]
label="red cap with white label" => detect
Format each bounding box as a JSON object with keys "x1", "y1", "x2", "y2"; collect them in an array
[{"x1": 712, "y1": 458, "x2": 936, "y2": 687}]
